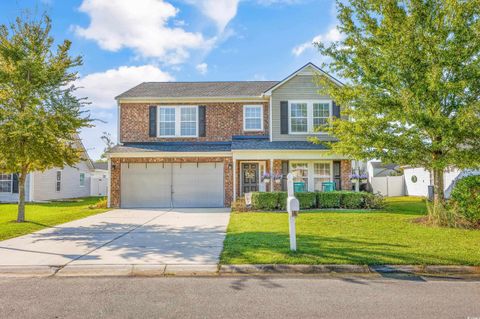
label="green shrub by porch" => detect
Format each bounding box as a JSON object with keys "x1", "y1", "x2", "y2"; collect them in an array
[
  {"x1": 449, "y1": 175, "x2": 480, "y2": 224},
  {"x1": 295, "y1": 192, "x2": 317, "y2": 209},
  {"x1": 249, "y1": 191, "x2": 383, "y2": 211},
  {"x1": 317, "y1": 192, "x2": 342, "y2": 208}
]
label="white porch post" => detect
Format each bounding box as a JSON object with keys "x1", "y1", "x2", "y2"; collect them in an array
[
  {"x1": 107, "y1": 158, "x2": 111, "y2": 208},
  {"x1": 270, "y1": 159, "x2": 274, "y2": 192},
  {"x1": 233, "y1": 159, "x2": 237, "y2": 201}
]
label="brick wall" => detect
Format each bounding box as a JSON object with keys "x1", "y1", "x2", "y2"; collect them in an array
[
  {"x1": 110, "y1": 156, "x2": 233, "y2": 208},
  {"x1": 340, "y1": 160, "x2": 352, "y2": 191},
  {"x1": 120, "y1": 102, "x2": 269, "y2": 143}
]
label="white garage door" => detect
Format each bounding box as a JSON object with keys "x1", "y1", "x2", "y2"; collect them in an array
[{"x1": 120, "y1": 163, "x2": 224, "y2": 208}]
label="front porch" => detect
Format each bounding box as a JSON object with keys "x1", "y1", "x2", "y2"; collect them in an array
[{"x1": 233, "y1": 156, "x2": 352, "y2": 199}]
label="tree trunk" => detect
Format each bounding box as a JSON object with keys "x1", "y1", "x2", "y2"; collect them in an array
[
  {"x1": 429, "y1": 167, "x2": 448, "y2": 225},
  {"x1": 16, "y1": 168, "x2": 27, "y2": 223},
  {"x1": 432, "y1": 168, "x2": 445, "y2": 204}
]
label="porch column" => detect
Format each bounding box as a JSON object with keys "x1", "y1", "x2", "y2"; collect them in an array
[
  {"x1": 233, "y1": 159, "x2": 237, "y2": 201},
  {"x1": 270, "y1": 159, "x2": 274, "y2": 192}
]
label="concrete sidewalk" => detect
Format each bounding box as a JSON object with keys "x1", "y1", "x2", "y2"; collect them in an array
[{"x1": 0, "y1": 208, "x2": 230, "y2": 276}]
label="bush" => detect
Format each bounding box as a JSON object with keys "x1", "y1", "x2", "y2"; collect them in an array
[
  {"x1": 317, "y1": 192, "x2": 342, "y2": 208},
  {"x1": 449, "y1": 175, "x2": 480, "y2": 225},
  {"x1": 341, "y1": 191, "x2": 365, "y2": 209},
  {"x1": 251, "y1": 192, "x2": 279, "y2": 210},
  {"x1": 363, "y1": 192, "x2": 386, "y2": 209},
  {"x1": 231, "y1": 197, "x2": 251, "y2": 212},
  {"x1": 295, "y1": 192, "x2": 317, "y2": 209},
  {"x1": 277, "y1": 192, "x2": 288, "y2": 210}
]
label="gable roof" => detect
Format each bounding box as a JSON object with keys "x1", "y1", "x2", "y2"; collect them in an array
[
  {"x1": 116, "y1": 81, "x2": 279, "y2": 99},
  {"x1": 262, "y1": 62, "x2": 344, "y2": 95}
]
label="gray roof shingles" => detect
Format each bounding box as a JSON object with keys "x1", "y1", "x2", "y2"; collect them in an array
[
  {"x1": 109, "y1": 138, "x2": 328, "y2": 153},
  {"x1": 115, "y1": 81, "x2": 279, "y2": 99}
]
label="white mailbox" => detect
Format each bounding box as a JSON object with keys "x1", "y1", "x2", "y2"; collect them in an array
[{"x1": 286, "y1": 173, "x2": 299, "y2": 251}]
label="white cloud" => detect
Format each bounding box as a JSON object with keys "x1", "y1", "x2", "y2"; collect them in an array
[
  {"x1": 292, "y1": 25, "x2": 343, "y2": 56},
  {"x1": 186, "y1": 0, "x2": 240, "y2": 31},
  {"x1": 75, "y1": 65, "x2": 174, "y2": 109},
  {"x1": 76, "y1": 65, "x2": 174, "y2": 160},
  {"x1": 196, "y1": 63, "x2": 208, "y2": 75},
  {"x1": 74, "y1": 0, "x2": 213, "y2": 64}
]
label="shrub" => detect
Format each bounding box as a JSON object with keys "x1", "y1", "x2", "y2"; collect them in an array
[
  {"x1": 251, "y1": 192, "x2": 279, "y2": 210},
  {"x1": 277, "y1": 192, "x2": 288, "y2": 210},
  {"x1": 231, "y1": 197, "x2": 250, "y2": 212},
  {"x1": 295, "y1": 192, "x2": 317, "y2": 209},
  {"x1": 89, "y1": 197, "x2": 107, "y2": 209},
  {"x1": 340, "y1": 191, "x2": 365, "y2": 209},
  {"x1": 317, "y1": 192, "x2": 342, "y2": 208},
  {"x1": 363, "y1": 192, "x2": 386, "y2": 209},
  {"x1": 449, "y1": 175, "x2": 480, "y2": 225}
]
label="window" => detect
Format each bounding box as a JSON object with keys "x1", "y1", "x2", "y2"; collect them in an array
[
  {"x1": 289, "y1": 100, "x2": 331, "y2": 134},
  {"x1": 158, "y1": 106, "x2": 198, "y2": 137},
  {"x1": 56, "y1": 171, "x2": 62, "y2": 192},
  {"x1": 181, "y1": 107, "x2": 197, "y2": 136},
  {"x1": 313, "y1": 103, "x2": 330, "y2": 130},
  {"x1": 0, "y1": 174, "x2": 12, "y2": 193},
  {"x1": 290, "y1": 103, "x2": 308, "y2": 133},
  {"x1": 159, "y1": 107, "x2": 176, "y2": 136},
  {"x1": 314, "y1": 162, "x2": 331, "y2": 191},
  {"x1": 291, "y1": 162, "x2": 308, "y2": 187},
  {"x1": 80, "y1": 173, "x2": 85, "y2": 187},
  {"x1": 243, "y1": 105, "x2": 263, "y2": 131}
]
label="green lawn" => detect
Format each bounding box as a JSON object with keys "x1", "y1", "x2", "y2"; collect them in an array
[
  {"x1": 0, "y1": 197, "x2": 109, "y2": 241},
  {"x1": 221, "y1": 197, "x2": 480, "y2": 265}
]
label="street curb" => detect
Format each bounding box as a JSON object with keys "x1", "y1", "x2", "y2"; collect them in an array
[{"x1": 0, "y1": 264, "x2": 479, "y2": 277}]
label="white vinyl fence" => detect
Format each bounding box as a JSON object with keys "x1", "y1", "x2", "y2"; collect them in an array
[{"x1": 370, "y1": 175, "x2": 405, "y2": 197}]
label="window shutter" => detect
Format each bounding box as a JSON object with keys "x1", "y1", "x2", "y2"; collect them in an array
[
  {"x1": 280, "y1": 101, "x2": 288, "y2": 134},
  {"x1": 332, "y1": 101, "x2": 341, "y2": 118},
  {"x1": 148, "y1": 106, "x2": 157, "y2": 137},
  {"x1": 198, "y1": 105, "x2": 206, "y2": 137},
  {"x1": 12, "y1": 173, "x2": 18, "y2": 194}
]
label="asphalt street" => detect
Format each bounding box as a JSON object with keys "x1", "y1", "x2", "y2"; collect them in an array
[{"x1": 0, "y1": 275, "x2": 479, "y2": 319}]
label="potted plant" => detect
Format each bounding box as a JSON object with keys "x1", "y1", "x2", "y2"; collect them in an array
[
  {"x1": 359, "y1": 173, "x2": 368, "y2": 183},
  {"x1": 261, "y1": 172, "x2": 271, "y2": 183},
  {"x1": 273, "y1": 172, "x2": 283, "y2": 184},
  {"x1": 349, "y1": 173, "x2": 360, "y2": 183}
]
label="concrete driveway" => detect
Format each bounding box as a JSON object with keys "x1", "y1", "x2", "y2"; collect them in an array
[{"x1": 0, "y1": 208, "x2": 230, "y2": 272}]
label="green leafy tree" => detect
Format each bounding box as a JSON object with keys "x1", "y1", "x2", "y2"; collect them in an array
[
  {"x1": 0, "y1": 15, "x2": 91, "y2": 222},
  {"x1": 313, "y1": 0, "x2": 480, "y2": 225}
]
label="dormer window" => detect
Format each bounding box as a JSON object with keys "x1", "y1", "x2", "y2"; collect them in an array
[
  {"x1": 289, "y1": 100, "x2": 332, "y2": 134},
  {"x1": 158, "y1": 106, "x2": 198, "y2": 138},
  {"x1": 243, "y1": 105, "x2": 263, "y2": 131}
]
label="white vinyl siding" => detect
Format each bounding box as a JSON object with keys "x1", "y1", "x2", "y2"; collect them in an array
[
  {"x1": 243, "y1": 105, "x2": 263, "y2": 131},
  {"x1": 80, "y1": 173, "x2": 85, "y2": 187},
  {"x1": 271, "y1": 71, "x2": 337, "y2": 141},
  {"x1": 290, "y1": 161, "x2": 333, "y2": 191},
  {"x1": 158, "y1": 106, "x2": 198, "y2": 138}
]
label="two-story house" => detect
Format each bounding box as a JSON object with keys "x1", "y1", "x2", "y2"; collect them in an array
[{"x1": 108, "y1": 63, "x2": 352, "y2": 208}]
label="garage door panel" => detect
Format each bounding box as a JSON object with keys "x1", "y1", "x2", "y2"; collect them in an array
[
  {"x1": 172, "y1": 163, "x2": 224, "y2": 208},
  {"x1": 120, "y1": 162, "x2": 224, "y2": 208},
  {"x1": 121, "y1": 163, "x2": 171, "y2": 208}
]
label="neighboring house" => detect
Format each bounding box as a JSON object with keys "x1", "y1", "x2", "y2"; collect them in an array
[
  {"x1": 90, "y1": 162, "x2": 109, "y2": 197},
  {"x1": 0, "y1": 139, "x2": 94, "y2": 203},
  {"x1": 108, "y1": 63, "x2": 353, "y2": 208},
  {"x1": 404, "y1": 167, "x2": 480, "y2": 198}
]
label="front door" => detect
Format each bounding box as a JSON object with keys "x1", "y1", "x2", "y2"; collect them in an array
[{"x1": 242, "y1": 163, "x2": 259, "y2": 194}]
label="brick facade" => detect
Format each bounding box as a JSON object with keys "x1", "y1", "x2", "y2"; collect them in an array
[
  {"x1": 340, "y1": 160, "x2": 352, "y2": 191},
  {"x1": 120, "y1": 102, "x2": 269, "y2": 143},
  {"x1": 110, "y1": 156, "x2": 233, "y2": 208}
]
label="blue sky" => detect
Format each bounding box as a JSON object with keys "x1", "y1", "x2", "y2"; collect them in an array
[{"x1": 0, "y1": 0, "x2": 340, "y2": 160}]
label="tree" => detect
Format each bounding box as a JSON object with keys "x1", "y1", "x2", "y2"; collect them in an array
[
  {"x1": 0, "y1": 15, "x2": 91, "y2": 222},
  {"x1": 313, "y1": 0, "x2": 480, "y2": 225},
  {"x1": 100, "y1": 131, "x2": 115, "y2": 161}
]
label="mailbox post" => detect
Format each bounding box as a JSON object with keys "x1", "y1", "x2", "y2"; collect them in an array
[{"x1": 286, "y1": 173, "x2": 300, "y2": 251}]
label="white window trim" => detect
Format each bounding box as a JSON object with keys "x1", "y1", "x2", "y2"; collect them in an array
[
  {"x1": 79, "y1": 172, "x2": 85, "y2": 187},
  {"x1": 288, "y1": 100, "x2": 332, "y2": 135},
  {"x1": 157, "y1": 105, "x2": 199, "y2": 138},
  {"x1": 243, "y1": 105, "x2": 264, "y2": 132},
  {"x1": 290, "y1": 160, "x2": 333, "y2": 191},
  {"x1": 0, "y1": 173, "x2": 13, "y2": 193}
]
